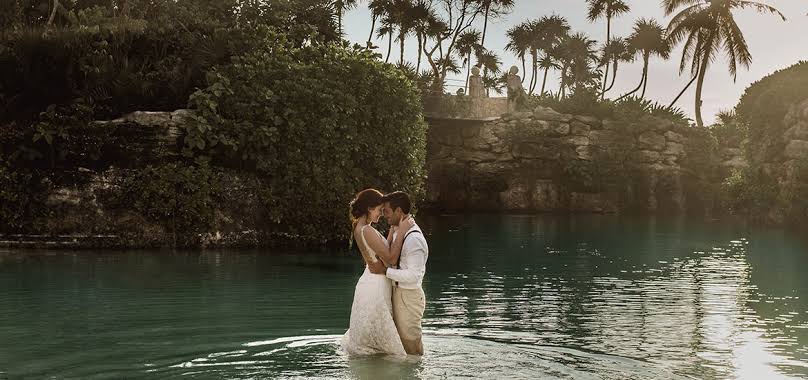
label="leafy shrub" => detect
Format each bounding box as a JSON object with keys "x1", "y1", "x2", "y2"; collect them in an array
[
  {"x1": 782, "y1": 156, "x2": 808, "y2": 223},
  {"x1": 709, "y1": 110, "x2": 747, "y2": 147},
  {"x1": 185, "y1": 29, "x2": 428, "y2": 243},
  {"x1": 0, "y1": 162, "x2": 49, "y2": 232},
  {"x1": 100, "y1": 159, "x2": 223, "y2": 245},
  {"x1": 722, "y1": 166, "x2": 779, "y2": 221},
  {"x1": 528, "y1": 89, "x2": 689, "y2": 125},
  {"x1": 0, "y1": 1, "x2": 339, "y2": 166},
  {"x1": 530, "y1": 89, "x2": 615, "y2": 120},
  {"x1": 736, "y1": 61, "x2": 808, "y2": 162}
]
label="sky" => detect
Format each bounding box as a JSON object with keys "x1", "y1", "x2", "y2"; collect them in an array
[{"x1": 342, "y1": 0, "x2": 808, "y2": 125}]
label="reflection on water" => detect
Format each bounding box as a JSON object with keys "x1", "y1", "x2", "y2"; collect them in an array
[{"x1": 0, "y1": 215, "x2": 806, "y2": 379}]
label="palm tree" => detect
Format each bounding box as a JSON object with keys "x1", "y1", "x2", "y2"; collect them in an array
[
  {"x1": 664, "y1": 0, "x2": 785, "y2": 127},
  {"x1": 476, "y1": 48, "x2": 502, "y2": 95},
  {"x1": 367, "y1": 0, "x2": 391, "y2": 47},
  {"x1": 333, "y1": 0, "x2": 359, "y2": 35},
  {"x1": 527, "y1": 15, "x2": 570, "y2": 95},
  {"x1": 455, "y1": 29, "x2": 482, "y2": 92},
  {"x1": 538, "y1": 53, "x2": 560, "y2": 95},
  {"x1": 586, "y1": 0, "x2": 630, "y2": 100},
  {"x1": 618, "y1": 18, "x2": 670, "y2": 101},
  {"x1": 600, "y1": 37, "x2": 634, "y2": 96},
  {"x1": 485, "y1": 71, "x2": 509, "y2": 95},
  {"x1": 479, "y1": 0, "x2": 516, "y2": 49},
  {"x1": 377, "y1": 20, "x2": 395, "y2": 63},
  {"x1": 391, "y1": 0, "x2": 415, "y2": 65},
  {"x1": 554, "y1": 32, "x2": 598, "y2": 98},
  {"x1": 408, "y1": 0, "x2": 434, "y2": 72},
  {"x1": 505, "y1": 23, "x2": 531, "y2": 84}
]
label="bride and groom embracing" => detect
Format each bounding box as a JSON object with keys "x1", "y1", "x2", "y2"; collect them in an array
[{"x1": 341, "y1": 189, "x2": 429, "y2": 357}]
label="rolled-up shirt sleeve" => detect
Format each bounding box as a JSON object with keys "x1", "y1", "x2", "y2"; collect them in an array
[{"x1": 386, "y1": 237, "x2": 427, "y2": 284}]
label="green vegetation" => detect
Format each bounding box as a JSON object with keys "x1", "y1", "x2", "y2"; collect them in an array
[
  {"x1": 530, "y1": 90, "x2": 689, "y2": 125},
  {"x1": 720, "y1": 62, "x2": 808, "y2": 224},
  {"x1": 0, "y1": 1, "x2": 427, "y2": 246},
  {"x1": 737, "y1": 61, "x2": 808, "y2": 162},
  {"x1": 1, "y1": 0, "x2": 805, "y2": 244},
  {"x1": 354, "y1": 0, "x2": 788, "y2": 128},
  {"x1": 185, "y1": 28, "x2": 427, "y2": 243},
  {"x1": 100, "y1": 160, "x2": 223, "y2": 246}
]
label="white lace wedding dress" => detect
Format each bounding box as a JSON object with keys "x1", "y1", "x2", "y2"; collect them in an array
[{"x1": 340, "y1": 225, "x2": 407, "y2": 356}]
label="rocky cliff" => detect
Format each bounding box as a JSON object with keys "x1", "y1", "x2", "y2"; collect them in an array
[{"x1": 425, "y1": 106, "x2": 727, "y2": 215}]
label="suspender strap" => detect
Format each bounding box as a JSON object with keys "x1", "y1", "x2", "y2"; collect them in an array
[{"x1": 394, "y1": 230, "x2": 422, "y2": 288}]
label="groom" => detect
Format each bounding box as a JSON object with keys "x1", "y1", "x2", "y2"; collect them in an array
[{"x1": 368, "y1": 191, "x2": 428, "y2": 355}]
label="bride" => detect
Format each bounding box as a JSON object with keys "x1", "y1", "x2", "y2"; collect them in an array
[{"x1": 341, "y1": 188, "x2": 415, "y2": 356}]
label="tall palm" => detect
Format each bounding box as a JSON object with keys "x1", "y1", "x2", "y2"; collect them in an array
[
  {"x1": 586, "y1": 0, "x2": 630, "y2": 99},
  {"x1": 618, "y1": 18, "x2": 670, "y2": 101},
  {"x1": 554, "y1": 32, "x2": 598, "y2": 98},
  {"x1": 538, "y1": 53, "x2": 561, "y2": 95},
  {"x1": 455, "y1": 29, "x2": 482, "y2": 92},
  {"x1": 505, "y1": 23, "x2": 532, "y2": 84},
  {"x1": 479, "y1": 0, "x2": 516, "y2": 50},
  {"x1": 486, "y1": 71, "x2": 510, "y2": 95},
  {"x1": 599, "y1": 37, "x2": 635, "y2": 96},
  {"x1": 333, "y1": 0, "x2": 359, "y2": 35},
  {"x1": 664, "y1": 0, "x2": 785, "y2": 127},
  {"x1": 367, "y1": 0, "x2": 391, "y2": 46},
  {"x1": 476, "y1": 48, "x2": 502, "y2": 95},
  {"x1": 390, "y1": 0, "x2": 415, "y2": 65},
  {"x1": 377, "y1": 20, "x2": 395, "y2": 63},
  {"x1": 527, "y1": 15, "x2": 570, "y2": 95},
  {"x1": 408, "y1": 0, "x2": 434, "y2": 72}
]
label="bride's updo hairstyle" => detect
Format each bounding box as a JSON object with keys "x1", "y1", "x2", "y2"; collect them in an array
[{"x1": 349, "y1": 188, "x2": 384, "y2": 228}]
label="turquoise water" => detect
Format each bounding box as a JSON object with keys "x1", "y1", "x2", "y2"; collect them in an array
[{"x1": 1, "y1": 214, "x2": 807, "y2": 379}]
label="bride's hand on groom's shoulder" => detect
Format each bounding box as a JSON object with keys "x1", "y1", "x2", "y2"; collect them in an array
[{"x1": 402, "y1": 216, "x2": 416, "y2": 230}]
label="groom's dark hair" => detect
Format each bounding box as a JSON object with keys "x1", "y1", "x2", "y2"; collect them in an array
[{"x1": 382, "y1": 191, "x2": 412, "y2": 214}]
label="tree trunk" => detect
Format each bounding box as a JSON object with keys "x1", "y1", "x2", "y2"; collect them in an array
[
  {"x1": 385, "y1": 32, "x2": 392, "y2": 63},
  {"x1": 669, "y1": 73, "x2": 698, "y2": 108},
  {"x1": 600, "y1": 17, "x2": 611, "y2": 100},
  {"x1": 521, "y1": 56, "x2": 526, "y2": 84},
  {"x1": 46, "y1": 0, "x2": 59, "y2": 28},
  {"x1": 368, "y1": 15, "x2": 377, "y2": 46},
  {"x1": 400, "y1": 32, "x2": 405, "y2": 65},
  {"x1": 465, "y1": 52, "x2": 472, "y2": 92},
  {"x1": 416, "y1": 32, "x2": 423, "y2": 73},
  {"x1": 617, "y1": 55, "x2": 647, "y2": 101},
  {"x1": 529, "y1": 50, "x2": 537, "y2": 94},
  {"x1": 559, "y1": 65, "x2": 568, "y2": 99},
  {"x1": 474, "y1": 4, "x2": 490, "y2": 76},
  {"x1": 604, "y1": 60, "x2": 619, "y2": 93},
  {"x1": 481, "y1": 5, "x2": 490, "y2": 48},
  {"x1": 541, "y1": 66, "x2": 550, "y2": 95},
  {"x1": 338, "y1": 7, "x2": 343, "y2": 35},
  {"x1": 641, "y1": 67, "x2": 649, "y2": 98},
  {"x1": 695, "y1": 52, "x2": 710, "y2": 127}
]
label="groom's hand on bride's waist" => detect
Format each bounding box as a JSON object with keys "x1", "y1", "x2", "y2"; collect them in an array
[{"x1": 367, "y1": 259, "x2": 387, "y2": 275}]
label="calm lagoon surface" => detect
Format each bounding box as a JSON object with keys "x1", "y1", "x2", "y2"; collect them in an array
[{"x1": 1, "y1": 214, "x2": 807, "y2": 379}]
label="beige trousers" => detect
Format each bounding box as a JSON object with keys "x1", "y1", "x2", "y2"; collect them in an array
[{"x1": 392, "y1": 286, "x2": 425, "y2": 355}]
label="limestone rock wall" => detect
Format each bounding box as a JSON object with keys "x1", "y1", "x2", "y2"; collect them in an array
[
  {"x1": 422, "y1": 95, "x2": 510, "y2": 120},
  {"x1": 759, "y1": 98, "x2": 808, "y2": 223},
  {"x1": 425, "y1": 106, "x2": 720, "y2": 215}
]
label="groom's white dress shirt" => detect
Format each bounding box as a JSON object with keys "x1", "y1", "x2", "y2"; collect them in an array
[{"x1": 386, "y1": 223, "x2": 428, "y2": 289}]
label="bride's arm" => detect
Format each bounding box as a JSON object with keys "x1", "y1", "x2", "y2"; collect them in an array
[
  {"x1": 386, "y1": 225, "x2": 396, "y2": 246},
  {"x1": 364, "y1": 218, "x2": 415, "y2": 266}
]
